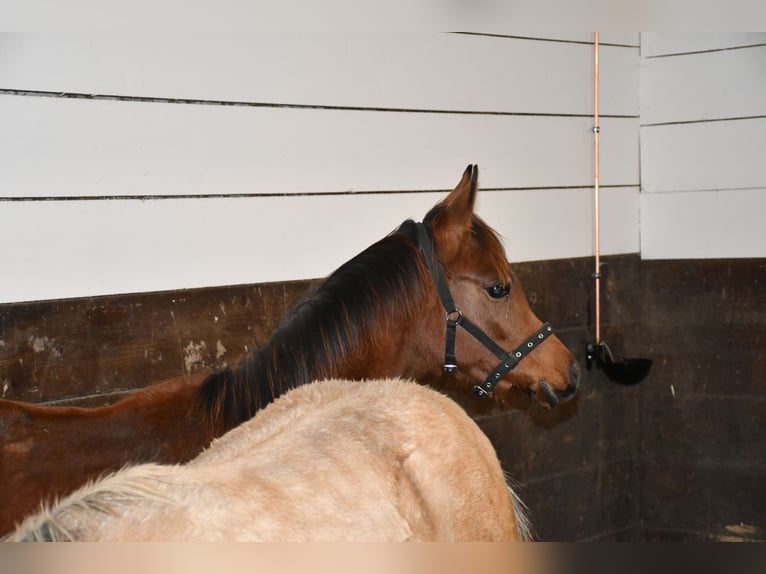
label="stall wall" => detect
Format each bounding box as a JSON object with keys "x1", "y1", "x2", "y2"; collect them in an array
[
  {"x1": 0, "y1": 33, "x2": 639, "y2": 304},
  {"x1": 639, "y1": 32, "x2": 766, "y2": 259},
  {"x1": 636, "y1": 32, "x2": 766, "y2": 541}
]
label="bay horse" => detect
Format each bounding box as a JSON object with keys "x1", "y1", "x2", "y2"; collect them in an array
[
  {"x1": 0, "y1": 165, "x2": 579, "y2": 535},
  {"x1": 6, "y1": 378, "x2": 530, "y2": 542}
]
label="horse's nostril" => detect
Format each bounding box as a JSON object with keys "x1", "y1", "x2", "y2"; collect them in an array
[
  {"x1": 569, "y1": 360, "x2": 582, "y2": 388},
  {"x1": 539, "y1": 381, "x2": 560, "y2": 406},
  {"x1": 540, "y1": 375, "x2": 579, "y2": 407}
]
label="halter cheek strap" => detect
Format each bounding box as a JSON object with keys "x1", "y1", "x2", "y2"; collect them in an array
[{"x1": 414, "y1": 222, "x2": 554, "y2": 398}]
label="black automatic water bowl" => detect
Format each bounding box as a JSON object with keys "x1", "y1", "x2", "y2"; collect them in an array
[{"x1": 586, "y1": 342, "x2": 652, "y2": 386}]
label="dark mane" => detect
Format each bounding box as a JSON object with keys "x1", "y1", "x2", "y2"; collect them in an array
[{"x1": 197, "y1": 220, "x2": 429, "y2": 438}]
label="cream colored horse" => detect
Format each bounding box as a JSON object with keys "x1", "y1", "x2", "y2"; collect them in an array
[{"x1": 7, "y1": 378, "x2": 530, "y2": 542}]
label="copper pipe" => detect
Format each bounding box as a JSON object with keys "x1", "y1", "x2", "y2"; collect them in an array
[{"x1": 593, "y1": 32, "x2": 601, "y2": 343}]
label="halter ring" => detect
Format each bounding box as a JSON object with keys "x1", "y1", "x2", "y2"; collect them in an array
[{"x1": 445, "y1": 309, "x2": 463, "y2": 324}]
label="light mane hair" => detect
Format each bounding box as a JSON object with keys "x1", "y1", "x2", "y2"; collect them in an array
[{"x1": 10, "y1": 465, "x2": 174, "y2": 542}]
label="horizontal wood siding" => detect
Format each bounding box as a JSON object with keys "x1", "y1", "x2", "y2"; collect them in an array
[
  {"x1": 639, "y1": 33, "x2": 766, "y2": 259},
  {"x1": 0, "y1": 32, "x2": 639, "y2": 303},
  {"x1": 0, "y1": 33, "x2": 638, "y2": 116},
  {"x1": 636, "y1": 258, "x2": 766, "y2": 541}
]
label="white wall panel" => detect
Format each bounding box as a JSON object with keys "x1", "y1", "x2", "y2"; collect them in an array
[
  {"x1": 1, "y1": 32, "x2": 641, "y2": 303},
  {"x1": 641, "y1": 45, "x2": 766, "y2": 124},
  {"x1": 0, "y1": 186, "x2": 638, "y2": 304},
  {"x1": 641, "y1": 119, "x2": 766, "y2": 194},
  {"x1": 640, "y1": 189, "x2": 766, "y2": 259},
  {"x1": 487, "y1": 187, "x2": 640, "y2": 263},
  {"x1": 0, "y1": 194, "x2": 436, "y2": 304},
  {"x1": 639, "y1": 34, "x2": 766, "y2": 260},
  {"x1": 0, "y1": 95, "x2": 638, "y2": 198},
  {"x1": 0, "y1": 0, "x2": 646, "y2": 37},
  {"x1": 0, "y1": 33, "x2": 637, "y2": 116},
  {"x1": 641, "y1": 32, "x2": 766, "y2": 57}
]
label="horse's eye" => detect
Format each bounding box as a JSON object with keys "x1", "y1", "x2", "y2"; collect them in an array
[{"x1": 487, "y1": 283, "x2": 509, "y2": 299}]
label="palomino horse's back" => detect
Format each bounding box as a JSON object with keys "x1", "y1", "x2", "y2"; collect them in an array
[{"x1": 7, "y1": 378, "x2": 526, "y2": 542}]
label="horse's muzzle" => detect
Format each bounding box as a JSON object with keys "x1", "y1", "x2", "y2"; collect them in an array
[{"x1": 538, "y1": 360, "x2": 580, "y2": 407}]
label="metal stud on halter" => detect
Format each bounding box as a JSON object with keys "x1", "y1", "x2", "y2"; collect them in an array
[{"x1": 585, "y1": 32, "x2": 652, "y2": 385}]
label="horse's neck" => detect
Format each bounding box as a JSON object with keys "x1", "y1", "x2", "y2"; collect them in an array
[
  {"x1": 200, "y1": 233, "x2": 438, "y2": 437},
  {"x1": 211, "y1": 291, "x2": 427, "y2": 433},
  {"x1": 252, "y1": 297, "x2": 420, "y2": 394}
]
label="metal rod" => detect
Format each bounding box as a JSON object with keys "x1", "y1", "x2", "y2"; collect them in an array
[{"x1": 593, "y1": 32, "x2": 602, "y2": 343}]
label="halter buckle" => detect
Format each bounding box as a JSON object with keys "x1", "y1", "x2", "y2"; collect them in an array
[{"x1": 473, "y1": 383, "x2": 492, "y2": 397}]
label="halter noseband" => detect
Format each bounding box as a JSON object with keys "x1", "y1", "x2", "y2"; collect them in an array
[{"x1": 414, "y1": 222, "x2": 554, "y2": 398}]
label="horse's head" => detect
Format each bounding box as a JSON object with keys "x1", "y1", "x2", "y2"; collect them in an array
[{"x1": 420, "y1": 164, "x2": 580, "y2": 409}]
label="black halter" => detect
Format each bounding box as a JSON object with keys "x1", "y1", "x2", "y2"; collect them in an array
[{"x1": 414, "y1": 222, "x2": 554, "y2": 398}]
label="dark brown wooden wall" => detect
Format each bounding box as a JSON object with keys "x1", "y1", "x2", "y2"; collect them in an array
[
  {"x1": 491, "y1": 256, "x2": 766, "y2": 541},
  {"x1": 2, "y1": 256, "x2": 764, "y2": 541},
  {"x1": 635, "y1": 259, "x2": 766, "y2": 542},
  {"x1": 0, "y1": 281, "x2": 315, "y2": 406}
]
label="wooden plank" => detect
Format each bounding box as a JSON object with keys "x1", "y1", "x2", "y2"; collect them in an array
[
  {"x1": 459, "y1": 33, "x2": 638, "y2": 45},
  {"x1": 0, "y1": 193, "x2": 434, "y2": 304},
  {"x1": 641, "y1": 32, "x2": 766, "y2": 57},
  {"x1": 0, "y1": 281, "x2": 312, "y2": 403},
  {"x1": 482, "y1": 186, "x2": 639, "y2": 262},
  {"x1": 637, "y1": 255, "x2": 766, "y2": 541},
  {"x1": 0, "y1": 31, "x2": 641, "y2": 305},
  {"x1": 640, "y1": 258, "x2": 766, "y2": 329},
  {"x1": 640, "y1": 189, "x2": 766, "y2": 259},
  {"x1": 1, "y1": 1, "x2": 644, "y2": 44},
  {"x1": 640, "y1": 118, "x2": 766, "y2": 193},
  {"x1": 641, "y1": 461, "x2": 766, "y2": 541},
  {"x1": 599, "y1": 44, "x2": 640, "y2": 116},
  {"x1": 0, "y1": 95, "x2": 638, "y2": 198},
  {"x1": 635, "y1": 327, "x2": 766, "y2": 400},
  {"x1": 0, "y1": 33, "x2": 638, "y2": 116},
  {"x1": 641, "y1": 45, "x2": 766, "y2": 124},
  {"x1": 0, "y1": 186, "x2": 638, "y2": 303},
  {"x1": 514, "y1": 459, "x2": 641, "y2": 541}
]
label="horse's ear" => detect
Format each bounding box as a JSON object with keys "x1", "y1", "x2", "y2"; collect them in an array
[
  {"x1": 429, "y1": 165, "x2": 479, "y2": 257},
  {"x1": 443, "y1": 164, "x2": 478, "y2": 222}
]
